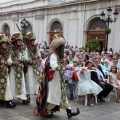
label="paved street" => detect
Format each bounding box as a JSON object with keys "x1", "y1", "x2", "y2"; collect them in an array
[{"x1": 0, "y1": 93, "x2": 120, "y2": 120}]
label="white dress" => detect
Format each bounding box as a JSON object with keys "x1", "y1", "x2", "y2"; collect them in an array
[{"x1": 76, "y1": 69, "x2": 103, "y2": 96}]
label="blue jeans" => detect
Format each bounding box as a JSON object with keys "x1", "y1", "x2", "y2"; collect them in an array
[{"x1": 66, "y1": 79, "x2": 74, "y2": 96}]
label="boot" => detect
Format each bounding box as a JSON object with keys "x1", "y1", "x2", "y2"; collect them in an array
[
  {"x1": 66, "y1": 108, "x2": 80, "y2": 118},
  {"x1": 6, "y1": 101, "x2": 16, "y2": 108}
]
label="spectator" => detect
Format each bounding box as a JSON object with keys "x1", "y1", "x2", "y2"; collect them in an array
[
  {"x1": 75, "y1": 60, "x2": 102, "y2": 106},
  {"x1": 64, "y1": 60, "x2": 74, "y2": 100},
  {"x1": 109, "y1": 66, "x2": 120, "y2": 102},
  {"x1": 107, "y1": 48, "x2": 113, "y2": 55},
  {"x1": 102, "y1": 59, "x2": 111, "y2": 72},
  {"x1": 68, "y1": 51, "x2": 74, "y2": 67},
  {"x1": 91, "y1": 58, "x2": 113, "y2": 102}
]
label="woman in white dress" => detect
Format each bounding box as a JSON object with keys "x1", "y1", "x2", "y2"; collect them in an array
[{"x1": 76, "y1": 60, "x2": 103, "y2": 106}]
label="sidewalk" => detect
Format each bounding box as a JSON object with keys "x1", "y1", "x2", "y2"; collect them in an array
[{"x1": 0, "y1": 93, "x2": 120, "y2": 120}]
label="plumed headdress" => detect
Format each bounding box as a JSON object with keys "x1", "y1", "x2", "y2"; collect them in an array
[
  {"x1": 24, "y1": 32, "x2": 36, "y2": 41},
  {"x1": 11, "y1": 32, "x2": 23, "y2": 43}
]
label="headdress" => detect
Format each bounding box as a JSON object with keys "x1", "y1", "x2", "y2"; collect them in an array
[
  {"x1": 11, "y1": 32, "x2": 23, "y2": 43},
  {"x1": 50, "y1": 33, "x2": 65, "y2": 49},
  {"x1": 0, "y1": 34, "x2": 9, "y2": 43},
  {"x1": 24, "y1": 32, "x2": 36, "y2": 41}
]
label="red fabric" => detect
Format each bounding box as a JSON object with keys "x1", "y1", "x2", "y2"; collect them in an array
[
  {"x1": 73, "y1": 71, "x2": 79, "y2": 82},
  {"x1": 48, "y1": 69, "x2": 55, "y2": 82}
]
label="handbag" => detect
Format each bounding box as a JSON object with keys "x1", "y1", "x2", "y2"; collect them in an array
[
  {"x1": 73, "y1": 71, "x2": 79, "y2": 82},
  {"x1": 48, "y1": 69, "x2": 55, "y2": 82}
]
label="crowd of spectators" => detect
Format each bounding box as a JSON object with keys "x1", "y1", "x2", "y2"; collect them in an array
[{"x1": 37, "y1": 41, "x2": 120, "y2": 106}]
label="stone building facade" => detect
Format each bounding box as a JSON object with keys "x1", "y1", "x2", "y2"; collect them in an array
[{"x1": 0, "y1": 0, "x2": 120, "y2": 51}]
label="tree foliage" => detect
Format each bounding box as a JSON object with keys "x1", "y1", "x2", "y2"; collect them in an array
[{"x1": 85, "y1": 40, "x2": 100, "y2": 52}]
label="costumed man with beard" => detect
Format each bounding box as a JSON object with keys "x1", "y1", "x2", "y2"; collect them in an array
[
  {"x1": 34, "y1": 33, "x2": 80, "y2": 118},
  {"x1": 0, "y1": 34, "x2": 16, "y2": 108},
  {"x1": 24, "y1": 32, "x2": 41, "y2": 101},
  {"x1": 9, "y1": 32, "x2": 28, "y2": 104}
]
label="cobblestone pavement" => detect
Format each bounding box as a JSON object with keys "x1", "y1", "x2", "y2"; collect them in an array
[{"x1": 0, "y1": 93, "x2": 120, "y2": 120}]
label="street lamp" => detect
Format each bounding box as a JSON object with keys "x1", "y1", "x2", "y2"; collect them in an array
[
  {"x1": 20, "y1": 18, "x2": 29, "y2": 42},
  {"x1": 100, "y1": 7, "x2": 119, "y2": 51}
]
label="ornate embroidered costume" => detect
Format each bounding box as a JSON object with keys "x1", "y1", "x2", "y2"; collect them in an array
[
  {"x1": 0, "y1": 34, "x2": 16, "y2": 108},
  {"x1": 9, "y1": 32, "x2": 27, "y2": 102},
  {"x1": 34, "y1": 33, "x2": 80, "y2": 118},
  {"x1": 24, "y1": 32, "x2": 41, "y2": 97}
]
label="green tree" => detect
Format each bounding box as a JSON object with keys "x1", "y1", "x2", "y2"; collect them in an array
[{"x1": 85, "y1": 40, "x2": 100, "y2": 52}]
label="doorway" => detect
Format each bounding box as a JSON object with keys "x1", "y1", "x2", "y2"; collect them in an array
[
  {"x1": 87, "y1": 18, "x2": 107, "y2": 50},
  {"x1": 87, "y1": 31, "x2": 106, "y2": 50}
]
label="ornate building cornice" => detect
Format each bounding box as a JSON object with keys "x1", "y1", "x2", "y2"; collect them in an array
[{"x1": 0, "y1": 0, "x2": 119, "y2": 16}]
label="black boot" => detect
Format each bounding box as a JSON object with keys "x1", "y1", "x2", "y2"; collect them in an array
[
  {"x1": 66, "y1": 108, "x2": 80, "y2": 118},
  {"x1": 6, "y1": 101, "x2": 16, "y2": 108}
]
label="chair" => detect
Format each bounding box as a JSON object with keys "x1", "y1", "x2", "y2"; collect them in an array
[{"x1": 76, "y1": 95, "x2": 98, "y2": 106}]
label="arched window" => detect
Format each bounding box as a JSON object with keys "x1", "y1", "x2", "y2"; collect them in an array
[
  {"x1": 88, "y1": 18, "x2": 107, "y2": 30},
  {"x1": 2, "y1": 24, "x2": 10, "y2": 39},
  {"x1": 49, "y1": 21, "x2": 63, "y2": 43},
  {"x1": 51, "y1": 21, "x2": 63, "y2": 31}
]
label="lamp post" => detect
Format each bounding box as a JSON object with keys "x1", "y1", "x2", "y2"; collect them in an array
[
  {"x1": 20, "y1": 18, "x2": 29, "y2": 42},
  {"x1": 20, "y1": 18, "x2": 29, "y2": 35},
  {"x1": 100, "y1": 7, "x2": 119, "y2": 52}
]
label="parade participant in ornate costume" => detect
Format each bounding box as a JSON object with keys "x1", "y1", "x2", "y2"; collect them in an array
[
  {"x1": 24, "y1": 32, "x2": 41, "y2": 101},
  {"x1": 0, "y1": 34, "x2": 16, "y2": 108},
  {"x1": 9, "y1": 32, "x2": 28, "y2": 104},
  {"x1": 34, "y1": 33, "x2": 80, "y2": 118}
]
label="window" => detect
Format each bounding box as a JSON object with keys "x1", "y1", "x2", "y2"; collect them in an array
[
  {"x1": 89, "y1": 18, "x2": 107, "y2": 30},
  {"x1": 51, "y1": 21, "x2": 63, "y2": 31},
  {"x1": 91, "y1": 34, "x2": 105, "y2": 40}
]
